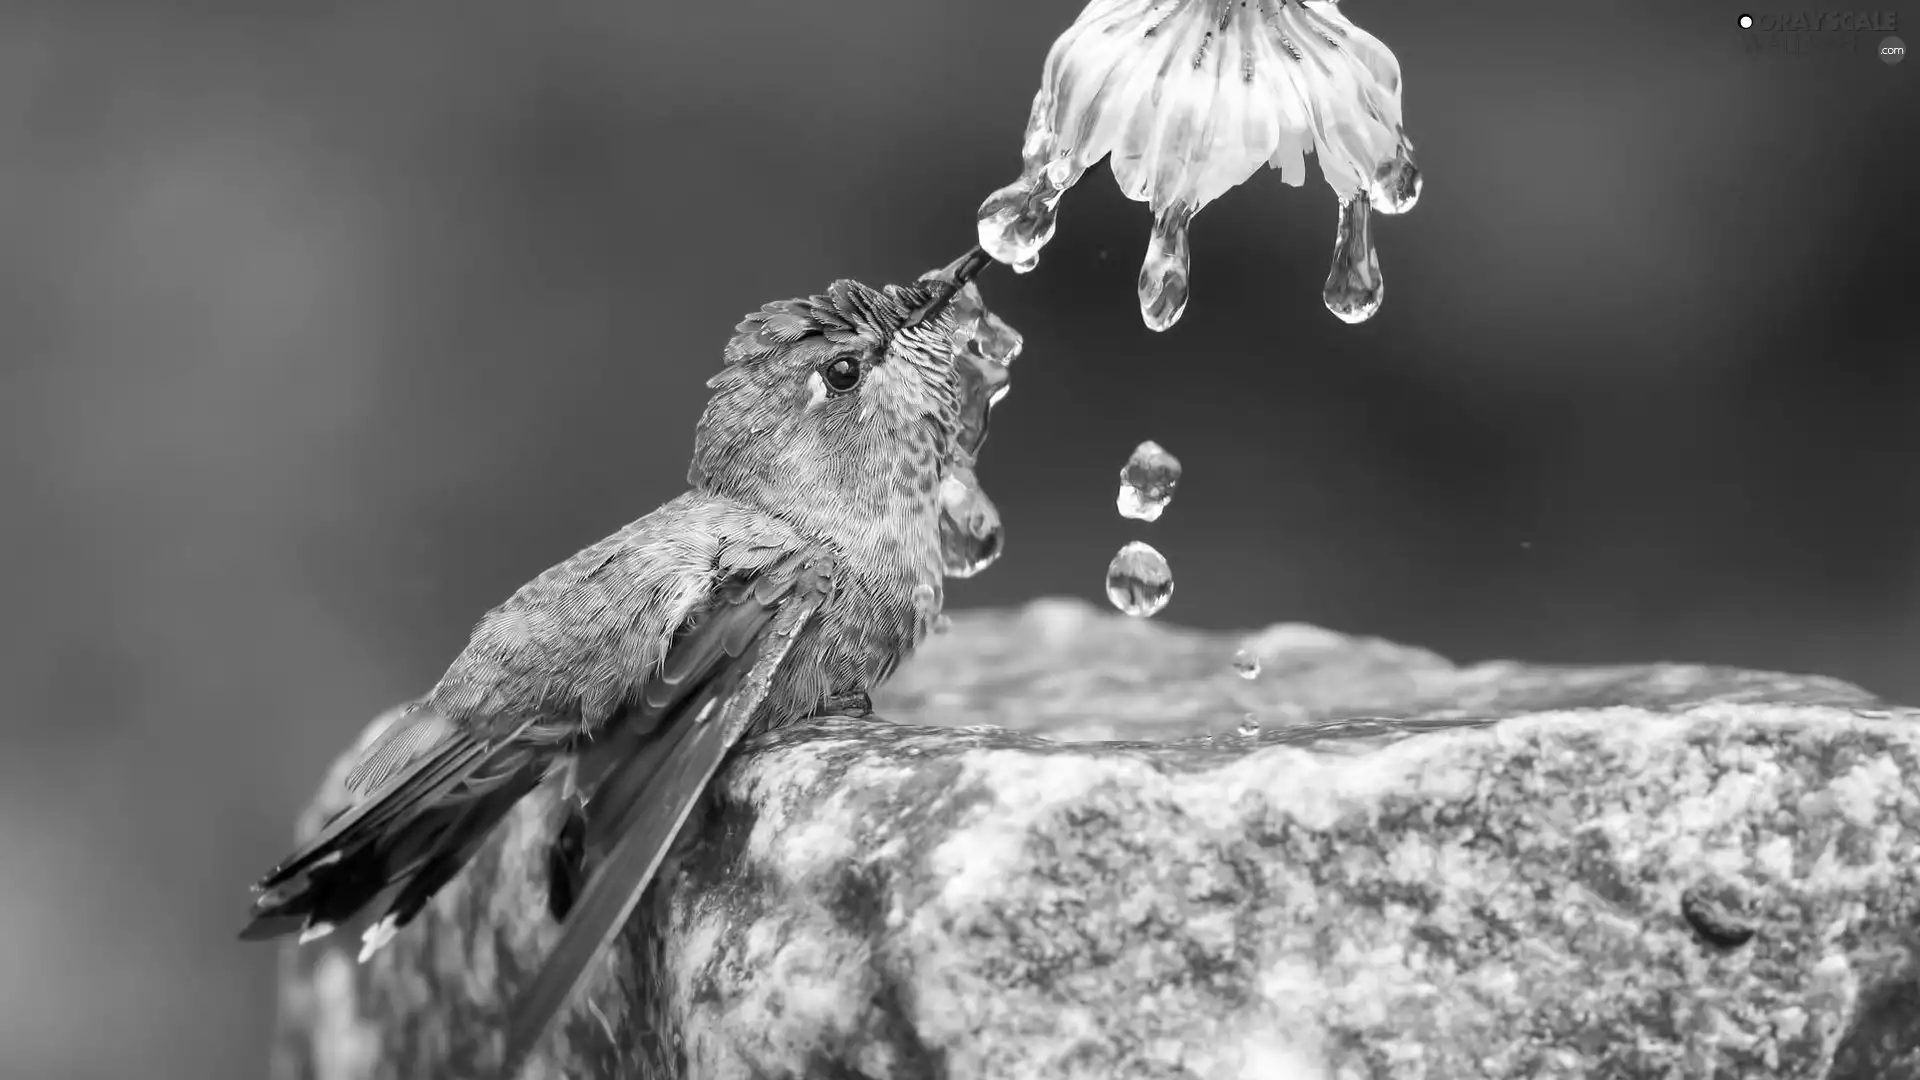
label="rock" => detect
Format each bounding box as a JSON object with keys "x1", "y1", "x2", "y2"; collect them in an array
[{"x1": 270, "y1": 598, "x2": 1920, "y2": 1080}]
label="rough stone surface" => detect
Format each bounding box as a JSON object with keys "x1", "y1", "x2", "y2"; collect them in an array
[{"x1": 271, "y1": 598, "x2": 1920, "y2": 1080}]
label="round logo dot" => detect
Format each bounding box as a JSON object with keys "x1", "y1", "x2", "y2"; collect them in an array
[
  {"x1": 1881, "y1": 35, "x2": 1906, "y2": 65},
  {"x1": 1738, "y1": 14, "x2": 1754, "y2": 28}
]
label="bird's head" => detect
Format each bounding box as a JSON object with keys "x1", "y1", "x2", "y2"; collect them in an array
[{"x1": 688, "y1": 254, "x2": 991, "y2": 516}]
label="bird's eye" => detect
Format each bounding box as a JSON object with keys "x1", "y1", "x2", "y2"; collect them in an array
[{"x1": 819, "y1": 357, "x2": 863, "y2": 394}]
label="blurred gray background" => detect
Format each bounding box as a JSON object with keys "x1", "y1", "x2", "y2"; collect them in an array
[{"x1": 1, "y1": 1, "x2": 1914, "y2": 1076}]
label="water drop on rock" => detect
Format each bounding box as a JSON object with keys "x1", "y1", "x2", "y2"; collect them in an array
[
  {"x1": 1231, "y1": 649, "x2": 1261, "y2": 680},
  {"x1": 939, "y1": 471, "x2": 1004, "y2": 578},
  {"x1": 1137, "y1": 204, "x2": 1193, "y2": 331},
  {"x1": 1236, "y1": 714, "x2": 1261, "y2": 739},
  {"x1": 1117, "y1": 440, "x2": 1182, "y2": 522},
  {"x1": 1323, "y1": 194, "x2": 1384, "y2": 324},
  {"x1": 1105, "y1": 541, "x2": 1173, "y2": 618},
  {"x1": 1369, "y1": 143, "x2": 1422, "y2": 216}
]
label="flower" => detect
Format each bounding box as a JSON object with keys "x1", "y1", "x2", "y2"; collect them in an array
[{"x1": 976, "y1": 0, "x2": 1420, "y2": 329}]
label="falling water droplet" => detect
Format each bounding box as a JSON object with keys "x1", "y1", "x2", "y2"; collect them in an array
[
  {"x1": 933, "y1": 614, "x2": 953, "y2": 635},
  {"x1": 939, "y1": 472, "x2": 1004, "y2": 578},
  {"x1": 1104, "y1": 541, "x2": 1173, "y2": 618},
  {"x1": 1231, "y1": 649, "x2": 1261, "y2": 680},
  {"x1": 1137, "y1": 204, "x2": 1194, "y2": 331},
  {"x1": 1368, "y1": 143, "x2": 1422, "y2": 216},
  {"x1": 1235, "y1": 714, "x2": 1261, "y2": 739},
  {"x1": 1323, "y1": 193, "x2": 1384, "y2": 324},
  {"x1": 1117, "y1": 440, "x2": 1182, "y2": 522}
]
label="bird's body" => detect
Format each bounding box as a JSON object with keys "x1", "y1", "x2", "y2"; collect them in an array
[
  {"x1": 427, "y1": 487, "x2": 940, "y2": 750},
  {"x1": 240, "y1": 263, "x2": 992, "y2": 1077}
]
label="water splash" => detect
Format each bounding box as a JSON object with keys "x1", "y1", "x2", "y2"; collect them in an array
[
  {"x1": 1323, "y1": 193, "x2": 1384, "y2": 324},
  {"x1": 1235, "y1": 714, "x2": 1261, "y2": 739},
  {"x1": 1369, "y1": 142, "x2": 1423, "y2": 216},
  {"x1": 954, "y1": 304, "x2": 1024, "y2": 370},
  {"x1": 1137, "y1": 203, "x2": 1194, "y2": 331},
  {"x1": 939, "y1": 469, "x2": 1004, "y2": 578},
  {"x1": 1104, "y1": 541, "x2": 1173, "y2": 618},
  {"x1": 1231, "y1": 649, "x2": 1261, "y2": 680},
  {"x1": 1117, "y1": 440, "x2": 1182, "y2": 522},
  {"x1": 945, "y1": 281, "x2": 1025, "y2": 367},
  {"x1": 952, "y1": 342, "x2": 1012, "y2": 463}
]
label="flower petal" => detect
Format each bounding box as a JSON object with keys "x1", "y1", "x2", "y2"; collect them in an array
[{"x1": 977, "y1": 0, "x2": 1420, "y2": 324}]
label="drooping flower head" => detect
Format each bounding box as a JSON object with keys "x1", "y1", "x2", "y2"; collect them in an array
[{"x1": 977, "y1": 0, "x2": 1420, "y2": 329}]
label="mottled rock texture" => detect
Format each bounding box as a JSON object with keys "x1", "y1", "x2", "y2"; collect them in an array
[{"x1": 271, "y1": 598, "x2": 1920, "y2": 1080}]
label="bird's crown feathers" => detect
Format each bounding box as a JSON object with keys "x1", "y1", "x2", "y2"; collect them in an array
[{"x1": 719, "y1": 279, "x2": 942, "y2": 371}]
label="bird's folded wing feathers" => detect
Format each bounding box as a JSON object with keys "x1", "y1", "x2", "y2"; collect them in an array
[
  {"x1": 497, "y1": 551, "x2": 833, "y2": 1078},
  {"x1": 252, "y1": 712, "x2": 526, "y2": 897},
  {"x1": 342, "y1": 706, "x2": 456, "y2": 798},
  {"x1": 259, "y1": 507, "x2": 796, "y2": 897}
]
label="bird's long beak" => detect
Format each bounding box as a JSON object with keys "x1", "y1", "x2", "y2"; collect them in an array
[{"x1": 902, "y1": 246, "x2": 994, "y2": 330}]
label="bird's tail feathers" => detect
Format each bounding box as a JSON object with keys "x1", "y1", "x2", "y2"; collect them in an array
[
  {"x1": 496, "y1": 666, "x2": 744, "y2": 1078},
  {"x1": 239, "y1": 706, "x2": 539, "y2": 955},
  {"x1": 497, "y1": 583, "x2": 824, "y2": 1078}
]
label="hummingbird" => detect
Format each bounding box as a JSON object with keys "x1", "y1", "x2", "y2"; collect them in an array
[{"x1": 240, "y1": 250, "x2": 999, "y2": 1076}]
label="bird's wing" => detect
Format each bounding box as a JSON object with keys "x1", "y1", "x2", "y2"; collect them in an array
[
  {"x1": 498, "y1": 548, "x2": 836, "y2": 1079},
  {"x1": 240, "y1": 495, "x2": 799, "y2": 947}
]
